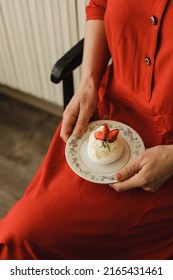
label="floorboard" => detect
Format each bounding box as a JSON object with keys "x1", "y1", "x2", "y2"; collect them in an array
[{"x1": 0, "y1": 93, "x2": 61, "y2": 219}]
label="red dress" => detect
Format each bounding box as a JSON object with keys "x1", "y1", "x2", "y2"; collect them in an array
[{"x1": 0, "y1": 0, "x2": 173, "y2": 260}]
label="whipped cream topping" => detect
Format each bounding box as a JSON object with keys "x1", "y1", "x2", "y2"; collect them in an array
[{"x1": 87, "y1": 126, "x2": 124, "y2": 165}]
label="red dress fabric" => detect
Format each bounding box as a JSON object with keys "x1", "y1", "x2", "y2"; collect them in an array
[{"x1": 0, "y1": 0, "x2": 173, "y2": 260}]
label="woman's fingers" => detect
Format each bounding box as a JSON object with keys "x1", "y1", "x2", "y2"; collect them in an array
[
  {"x1": 60, "y1": 87, "x2": 98, "y2": 142},
  {"x1": 110, "y1": 146, "x2": 173, "y2": 192},
  {"x1": 72, "y1": 106, "x2": 93, "y2": 137},
  {"x1": 60, "y1": 105, "x2": 79, "y2": 142},
  {"x1": 114, "y1": 158, "x2": 142, "y2": 181},
  {"x1": 110, "y1": 173, "x2": 142, "y2": 192}
]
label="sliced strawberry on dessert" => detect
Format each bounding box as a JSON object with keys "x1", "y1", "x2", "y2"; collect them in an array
[
  {"x1": 94, "y1": 131, "x2": 106, "y2": 141},
  {"x1": 103, "y1": 123, "x2": 110, "y2": 134},
  {"x1": 106, "y1": 129, "x2": 119, "y2": 143}
]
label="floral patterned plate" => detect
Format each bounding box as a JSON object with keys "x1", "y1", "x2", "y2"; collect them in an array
[{"x1": 65, "y1": 120, "x2": 145, "y2": 184}]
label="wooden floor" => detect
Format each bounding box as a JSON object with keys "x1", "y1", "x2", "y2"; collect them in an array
[{"x1": 0, "y1": 93, "x2": 61, "y2": 219}]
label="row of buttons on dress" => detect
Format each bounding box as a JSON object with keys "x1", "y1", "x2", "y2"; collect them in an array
[{"x1": 145, "y1": 16, "x2": 158, "y2": 66}]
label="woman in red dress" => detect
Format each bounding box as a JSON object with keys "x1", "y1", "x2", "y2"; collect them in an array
[{"x1": 0, "y1": 0, "x2": 173, "y2": 259}]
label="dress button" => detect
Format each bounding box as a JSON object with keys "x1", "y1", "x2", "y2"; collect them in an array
[
  {"x1": 150, "y1": 16, "x2": 157, "y2": 25},
  {"x1": 145, "y1": 57, "x2": 151, "y2": 66}
]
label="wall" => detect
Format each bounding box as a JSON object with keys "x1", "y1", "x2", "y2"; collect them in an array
[{"x1": 0, "y1": 0, "x2": 89, "y2": 107}]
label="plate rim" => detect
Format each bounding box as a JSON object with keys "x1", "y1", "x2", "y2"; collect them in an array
[{"x1": 65, "y1": 120, "x2": 145, "y2": 184}]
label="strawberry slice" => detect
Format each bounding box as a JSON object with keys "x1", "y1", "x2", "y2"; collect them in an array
[
  {"x1": 106, "y1": 129, "x2": 119, "y2": 143},
  {"x1": 94, "y1": 131, "x2": 106, "y2": 141},
  {"x1": 103, "y1": 123, "x2": 110, "y2": 134}
]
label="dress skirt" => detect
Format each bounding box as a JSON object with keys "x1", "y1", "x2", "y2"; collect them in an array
[{"x1": 0, "y1": 119, "x2": 173, "y2": 260}]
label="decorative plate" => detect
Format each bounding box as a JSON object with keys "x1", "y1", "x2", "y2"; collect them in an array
[{"x1": 65, "y1": 120, "x2": 145, "y2": 184}]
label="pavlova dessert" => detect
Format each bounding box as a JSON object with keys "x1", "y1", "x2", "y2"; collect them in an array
[{"x1": 87, "y1": 123, "x2": 123, "y2": 165}]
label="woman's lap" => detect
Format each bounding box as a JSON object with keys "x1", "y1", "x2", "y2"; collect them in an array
[{"x1": 0, "y1": 123, "x2": 173, "y2": 259}]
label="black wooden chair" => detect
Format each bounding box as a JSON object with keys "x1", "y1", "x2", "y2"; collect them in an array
[{"x1": 50, "y1": 39, "x2": 84, "y2": 109}]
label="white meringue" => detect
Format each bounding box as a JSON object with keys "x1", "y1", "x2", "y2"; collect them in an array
[{"x1": 87, "y1": 126, "x2": 124, "y2": 165}]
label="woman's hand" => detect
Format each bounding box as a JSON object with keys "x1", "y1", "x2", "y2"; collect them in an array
[
  {"x1": 110, "y1": 145, "x2": 173, "y2": 192},
  {"x1": 60, "y1": 20, "x2": 111, "y2": 143},
  {"x1": 60, "y1": 84, "x2": 98, "y2": 142}
]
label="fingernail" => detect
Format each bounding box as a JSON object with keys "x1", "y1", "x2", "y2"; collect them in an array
[{"x1": 114, "y1": 172, "x2": 122, "y2": 180}]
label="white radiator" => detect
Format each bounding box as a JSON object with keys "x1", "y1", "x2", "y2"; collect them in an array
[{"x1": 0, "y1": 0, "x2": 89, "y2": 107}]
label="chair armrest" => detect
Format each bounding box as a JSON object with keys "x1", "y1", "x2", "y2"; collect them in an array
[{"x1": 50, "y1": 38, "x2": 84, "y2": 84}]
